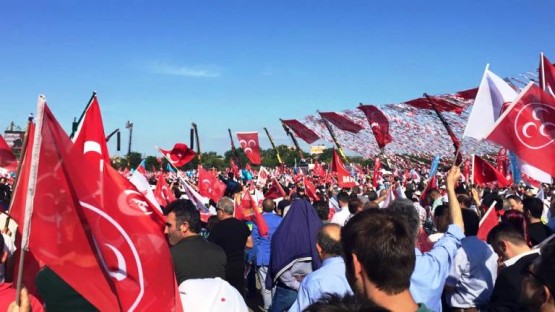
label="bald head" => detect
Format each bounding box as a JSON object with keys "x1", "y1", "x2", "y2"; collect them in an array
[
  {"x1": 262, "y1": 198, "x2": 275, "y2": 213},
  {"x1": 317, "y1": 223, "x2": 343, "y2": 259}
]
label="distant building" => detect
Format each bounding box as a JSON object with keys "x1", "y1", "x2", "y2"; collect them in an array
[
  {"x1": 310, "y1": 144, "x2": 326, "y2": 155},
  {"x1": 4, "y1": 122, "x2": 25, "y2": 157}
]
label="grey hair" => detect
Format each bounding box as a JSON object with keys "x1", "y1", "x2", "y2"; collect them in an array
[
  {"x1": 387, "y1": 198, "x2": 420, "y2": 241},
  {"x1": 217, "y1": 197, "x2": 235, "y2": 215}
]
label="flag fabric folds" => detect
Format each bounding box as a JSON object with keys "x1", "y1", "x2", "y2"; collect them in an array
[
  {"x1": 472, "y1": 155, "x2": 510, "y2": 187},
  {"x1": 236, "y1": 132, "x2": 262, "y2": 165},
  {"x1": 264, "y1": 178, "x2": 287, "y2": 200},
  {"x1": 464, "y1": 67, "x2": 518, "y2": 140},
  {"x1": 154, "y1": 173, "x2": 176, "y2": 207},
  {"x1": 330, "y1": 149, "x2": 356, "y2": 188},
  {"x1": 281, "y1": 119, "x2": 320, "y2": 144},
  {"x1": 485, "y1": 83, "x2": 555, "y2": 177},
  {"x1": 0, "y1": 135, "x2": 17, "y2": 171},
  {"x1": 540, "y1": 54, "x2": 555, "y2": 96},
  {"x1": 198, "y1": 166, "x2": 226, "y2": 203},
  {"x1": 159, "y1": 143, "x2": 196, "y2": 167},
  {"x1": 358, "y1": 105, "x2": 392, "y2": 149},
  {"x1": 477, "y1": 201, "x2": 499, "y2": 241},
  {"x1": 319, "y1": 112, "x2": 363, "y2": 133},
  {"x1": 404, "y1": 96, "x2": 465, "y2": 114}
]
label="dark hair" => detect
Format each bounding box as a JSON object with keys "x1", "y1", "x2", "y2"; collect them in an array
[
  {"x1": 387, "y1": 198, "x2": 419, "y2": 241},
  {"x1": 366, "y1": 191, "x2": 378, "y2": 201},
  {"x1": 363, "y1": 201, "x2": 379, "y2": 210},
  {"x1": 317, "y1": 224, "x2": 343, "y2": 257},
  {"x1": 337, "y1": 191, "x2": 350, "y2": 204},
  {"x1": 487, "y1": 222, "x2": 527, "y2": 247},
  {"x1": 262, "y1": 198, "x2": 275, "y2": 213},
  {"x1": 456, "y1": 194, "x2": 472, "y2": 209},
  {"x1": 313, "y1": 200, "x2": 330, "y2": 221},
  {"x1": 537, "y1": 239, "x2": 555, "y2": 295},
  {"x1": 501, "y1": 210, "x2": 531, "y2": 246},
  {"x1": 303, "y1": 293, "x2": 390, "y2": 312},
  {"x1": 433, "y1": 204, "x2": 449, "y2": 218},
  {"x1": 348, "y1": 198, "x2": 363, "y2": 215},
  {"x1": 523, "y1": 197, "x2": 544, "y2": 219},
  {"x1": 342, "y1": 209, "x2": 415, "y2": 295},
  {"x1": 461, "y1": 208, "x2": 480, "y2": 236},
  {"x1": 506, "y1": 194, "x2": 522, "y2": 203},
  {"x1": 165, "y1": 199, "x2": 202, "y2": 233}
]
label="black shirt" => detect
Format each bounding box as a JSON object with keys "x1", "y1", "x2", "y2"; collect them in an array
[
  {"x1": 529, "y1": 222, "x2": 553, "y2": 246},
  {"x1": 170, "y1": 235, "x2": 226, "y2": 285},
  {"x1": 208, "y1": 218, "x2": 251, "y2": 268}
]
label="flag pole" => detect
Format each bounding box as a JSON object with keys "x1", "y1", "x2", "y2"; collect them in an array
[
  {"x1": 228, "y1": 128, "x2": 241, "y2": 168},
  {"x1": 424, "y1": 94, "x2": 462, "y2": 165},
  {"x1": 540, "y1": 52, "x2": 546, "y2": 91},
  {"x1": 263, "y1": 127, "x2": 283, "y2": 165},
  {"x1": 279, "y1": 119, "x2": 304, "y2": 161},
  {"x1": 317, "y1": 111, "x2": 348, "y2": 163},
  {"x1": 192, "y1": 123, "x2": 201, "y2": 164},
  {"x1": 156, "y1": 146, "x2": 200, "y2": 192},
  {"x1": 70, "y1": 91, "x2": 96, "y2": 139},
  {"x1": 15, "y1": 95, "x2": 46, "y2": 306}
]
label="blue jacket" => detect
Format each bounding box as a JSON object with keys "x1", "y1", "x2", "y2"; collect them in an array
[{"x1": 252, "y1": 212, "x2": 282, "y2": 266}]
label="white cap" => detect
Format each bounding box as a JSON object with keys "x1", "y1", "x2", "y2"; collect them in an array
[{"x1": 179, "y1": 278, "x2": 248, "y2": 312}]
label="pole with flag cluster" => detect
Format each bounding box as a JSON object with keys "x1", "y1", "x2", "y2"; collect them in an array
[
  {"x1": 424, "y1": 94, "x2": 462, "y2": 165},
  {"x1": 280, "y1": 119, "x2": 304, "y2": 160},
  {"x1": 317, "y1": 111, "x2": 348, "y2": 163},
  {"x1": 263, "y1": 127, "x2": 283, "y2": 165},
  {"x1": 192, "y1": 123, "x2": 201, "y2": 163}
]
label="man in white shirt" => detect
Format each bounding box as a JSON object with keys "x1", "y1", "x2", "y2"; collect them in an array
[{"x1": 330, "y1": 191, "x2": 351, "y2": 227}]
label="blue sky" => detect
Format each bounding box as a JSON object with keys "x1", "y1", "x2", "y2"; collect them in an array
[{"x1": 1, "y1": 0, "x2": 554, "y2": 157}]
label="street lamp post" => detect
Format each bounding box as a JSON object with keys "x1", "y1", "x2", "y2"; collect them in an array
[{"x1": 125, "y1": 121, "x2": 133, "y2": 156}]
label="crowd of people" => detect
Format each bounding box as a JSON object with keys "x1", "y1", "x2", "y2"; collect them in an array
[{"x1": 0, "y1": 157, "x2": 554, "y2": 312}]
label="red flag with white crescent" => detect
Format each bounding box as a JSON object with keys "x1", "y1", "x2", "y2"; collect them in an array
[
  {"x1": 358, "y1": 105, "x2": 393, "y2": 149},
  {"x1": 154, "y1": 173, "x2": 176, "y2": 207},
  {"x1": 473, "y1": 155, "x2": 510, "y2": 188},
  {"x1": 197, "y1": 166, "x2": 226, "y2": 203},
  {"x1": 236, "y1": 132, "x2": 261, "y2": 165},
  {"x1": 159, "y1": 143, "x2": 196, "y2": 167}
]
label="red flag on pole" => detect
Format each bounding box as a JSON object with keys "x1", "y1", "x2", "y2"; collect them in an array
[
  {"x1": 330, "y1": 149, "x2": 356, "y2": 188},
  {"x1": 198, "y1": 166, "x2": 226, "y2": 203},
  {"x1": 236, "y1": 132, "x2": 261, "y2": 165},
  {"x1": 264, "y1": 177, "x2": 287, "y2": 200},
  {"x1": 159, "y1": 143, "x2": 196, "y2": 167},
  {"x1": 10, "y1": 100, "x2": 120, "y2": 311},
  {"x1": 358, "y1": 105, "x2": 393, "y2": 149},
  {"x1": 473, "y1": 155, "x2": 511, "y2": 188},
  {"x1": 477, "y1": 201, "x2": 499, "y2": 241},
  {"x1": 485, "y1": 83, "x2": 555, "y2": 177},
  {"x1": 319, "y1": 112, "x2": 363, "y2": 133},
  {"x1": 154, "y1": 173, "x2": 176, "y2": 207},
  {"x1": 281, "y1": 119, "x2": 320, "y2": 144},
  {"x1": 0, "y1": 135, "x2": 17, "y2": 171},
  {"x1": 372, "y1": 157, "x2": 382, "y2": 188},
  {"x1": 303, "y1": 177, "x2": 320, "y2": 202},
  {"x1": 540, "y1": 54, "x2": 555, "y2": 96}
]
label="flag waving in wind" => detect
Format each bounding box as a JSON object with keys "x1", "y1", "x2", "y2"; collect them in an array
[
  {"x1": 0, "y1": 134, "x2": 17, "y2": 171},
  {"x1": 358, "y1": 105, "x2": 392, "y2": 149},
  {"x1": 485, "y1": 83, "x2": 555, "y2": 177},
  {"x1": 159, "y1": 143, "x2": 196, "y2": 167},
  {"x1": 331, "y1": 149, "x2": 356, "y2": 188},
  {"x1": 236, "y1": 132, "x2": 261, "y2": 165},
  {"x1": 473, "y1": 155, "x2": 510, "y2": 188}
]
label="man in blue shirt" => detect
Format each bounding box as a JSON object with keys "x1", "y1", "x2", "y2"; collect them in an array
[
  {"x1": 388, "y1": 166, "x2": 465, "y2": 312},
  {"x1": 252, "y1": 198, "x2": 282, "y2": 311},
  {"x1": 288, "y1": 223, "x2": 352, "y2": 312}
]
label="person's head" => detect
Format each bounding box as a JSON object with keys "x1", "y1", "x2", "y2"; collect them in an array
[
  {"x1": 216, "y1": 197, "x2": 235, "y2": 220},
  {"x1": 262, "y1": 198, "x2": 275, "y2": 213},
  {"x1": 550, "y1": 200, "x2": 555, "y2": 217},
  {"x1": 433, "y1": 204, "x2": 449, "y2": 233},
  {"x1": 487, "y1": 222, "x2": 530, "y2": 262},
  {"x1": 363, "y1": 201, "x2": 379, "y2": 210},
  {"x1": 342, "y1": 209, "x2": 415, "y2": 300},
  {"x1": 316, "y1": 223, "x2": 343, "y2": 260},
  {"x1": 501, "y1": 209, "x2": 531, "y2": 246},
  {"x1": 164, "y1": 199, "x2": 202, "y2": 245},
  {"x1": 461, "y1": 208, "x2": 480, "y2": 236},
  {"x1": 348, "y1": 198, "x2": 363, "y2": 215},
  {"x1": 507, "y1": 194, "x2": 524, "y2": 212},
  {"x1": 523, "y1": 197, "x2": 544, "y2": 221},
  {"x1": 337, "y1": 191, "x2": 350, "y2": 207},
  {"x1": 207, "y1": 215, "x2": 220, "y2": 231},
  {"x1": 387, "y1": 198, "x2": 419, "y2": 242},
  {"x1": 313, "y1": 200, "x2": 330, "y2": 222},
  {"x1": 456, "y1": 194, "x2": 472, "y2": 209},
  {"x1": 276, "y1": 199, "x2": 290, "y2": 216},
  {"x1": 428, "y1": 189, "x2": 441, "y2": 201},
  {"x1": 520, "y1": 239, "x2": 555, "y2": 311},
  {"x1": 303, "y1": 294, "x2": 390, "y2": 312},
  {"x1": 366, "y1": 190, "x2": 378, "y2": 202}
]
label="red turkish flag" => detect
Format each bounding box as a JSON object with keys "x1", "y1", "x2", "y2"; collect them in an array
[
  {"x1": 372, "y1": 157, "x2": 382, "y2": 188},
  {"x1": 0, "y1": 134, "x2": 17, "y2": 171},
  {"x1": 405, "y1": 96, "x2": 465, "y2": 114},
  {"x1": 319, "y1": 112, "x2": 363, "y2": 133},
  {"x1": 264, "y1": 177, "x2": 287, "y2": 200},
  {"x1": 72, "y1": 94, "x2": 111, "y2": 165},
  {"x1": 477, "y1": 201, "x2": 500, "y2": 241},
  {"x1": 312, "y1": 161, "x2": 326, "y2": 177},
  {"x1": 303, "y1": 177, "x2": 320, "y2": 202},
  {"x1": 496, "y1": 148, "x2": 509, "y2": 177},
  {"x1": 198, "y1": 166, "x2": 226, "y2": 203},
  {"x1": 159, "y1": 143, "x2": 196, "y2": 167},
  {"x1": 230, "y1": 158, "x2": 241, "y2": 178},
  {"x1": 473, "y1": 155, "x2": 510, "y2": 188},
  {"x1": 462, "y1": 158, "x2": 472, "y2": 182},
  {"x1": 236, "y1": 132, "x2": 261, "y2": 165},
  {"x1": 243, "y1": 184, "x2": 268, "y2": 237},
  {"x1": 10, "y1": 103, "x2": 120, "y2": 311},
  {"x1": 154, "y1": 173, "x2": 176, "y2": 207},
  {"x1": 358, "y1": 105, "x2": 393, "y2": 149},
  {"x1": 330, "y1": 149, "x2": 356, "y2": 188},
  {"x1": 281, "y1": 119, "x2": 320, "y2": 144},
  {"x1": 540, "y1": 54, "x2": 555, "y2": 96},
  {"x1": 485, "y1": 83, "x2": 555, "y2": 177}
]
